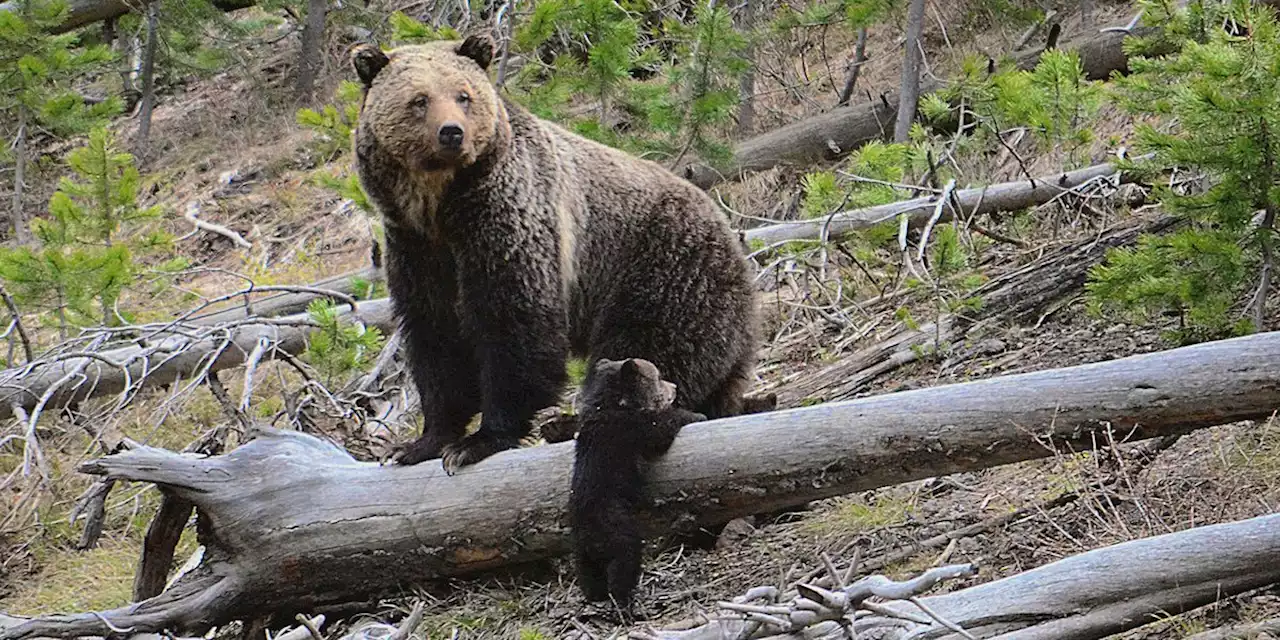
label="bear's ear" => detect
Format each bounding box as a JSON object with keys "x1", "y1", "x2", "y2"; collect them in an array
[
  {"x1": 619, "y1": 359, "x2": 642, "y2": 382},
  {"x1": 457, "y1": 34, "x2": 494, "y2": 70},
  {"x1": 351, "y1": 44, "x2": 390, "y2": 87}
]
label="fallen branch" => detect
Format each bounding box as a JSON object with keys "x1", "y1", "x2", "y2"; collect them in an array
[
  {"x1": 646, "y1": 512, "x2": 1280, "y2": 639},
  {"x1": 775, "y1": 215, "x2": 1178, "y2": 405},
  {"x1": 187, "y1": 267, "x2": 383, "y2": 326},
  {"x1": 0, "y1": 299, "x2": 396, "y2": 422},
  {"x1": 183, "y1": 202, "x2": 252, "y2": 250},
  {"x1": 743, "y1": 160, "x2": 1136, "y2": 245},
  {"x1": 1, "y1": 331, "x2": 1277, "y2": 639}
]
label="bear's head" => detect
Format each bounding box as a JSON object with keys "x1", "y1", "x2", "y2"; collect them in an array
[
  {"x1": 350, "y1": 35, "x2": 504, "y2": 173},
  {"x1": 576, "y1": 358, "x2": 678, "y2": 414}
]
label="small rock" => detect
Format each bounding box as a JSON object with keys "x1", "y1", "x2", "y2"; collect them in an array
[{"x1": 715, "y1": 517, "x2": 756, "y2": 550}]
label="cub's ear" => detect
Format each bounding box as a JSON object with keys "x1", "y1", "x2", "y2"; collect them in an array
[
  {"x1": 457, "y1": 34, "x2": 494, "y2": 70},
  {"x1": 351, "y1": 44, "x2": 390, "y2": 87}
]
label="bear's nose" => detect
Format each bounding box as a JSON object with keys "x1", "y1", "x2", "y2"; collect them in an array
[{"x1": 438, "y1": 124, "x2": 465, "y2": 149}]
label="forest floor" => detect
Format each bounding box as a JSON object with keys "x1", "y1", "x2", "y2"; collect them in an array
[{"x1": 2, "y1": 1, "x2": 1279, "y2": 638}]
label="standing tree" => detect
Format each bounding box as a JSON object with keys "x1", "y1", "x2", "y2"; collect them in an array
[
  {"x1": 1087, "y1": 1, "x2": 1280, "y2": 342},
  {"x1": 133, "y1": 0, "x2": 160, "y2": 158},
  {"x1": 294, "y1": 0, "x2": 327, "y2": 103},
  {"x1": 0, "y1": 0, "x2": 120, "y2": 244},
  {"x1": 894, "y1": 0, "x2": 926, "y2": 142}
]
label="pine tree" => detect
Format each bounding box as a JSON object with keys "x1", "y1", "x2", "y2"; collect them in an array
[
  {"x1": 0, "y1": 0, "x2": 121, "y2": 243},
  {"x1": 1086, "y1": 0, "x2": 1280, "y2": 342},
  {"x1": 0, "y1": 128, "x2": 171, "y2": 339}
]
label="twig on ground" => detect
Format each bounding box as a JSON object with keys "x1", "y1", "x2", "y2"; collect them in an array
[{"x1": 184, "y1": 202, "x2": 252, "y2": 250}]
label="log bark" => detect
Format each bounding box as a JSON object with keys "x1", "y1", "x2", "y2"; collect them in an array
[
  {"x1": 1, "y1": 331, "x2": 1278, "y2": 639},
  {"x1": 0, "y1": 298, "x2": 395, "y2": 422},
  {"x1": 678, "y1": 25, "x2": 1148, "y2": 190},
  {"x1": 656, "y1": 511, "x2": 1280, "y2": 639},
  {"x1": 743, "y1": 160, "x2": 1135, "y2": 245}
]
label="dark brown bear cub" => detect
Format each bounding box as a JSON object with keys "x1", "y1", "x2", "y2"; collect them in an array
[
  {"x1": 570, "y1": 358, "x2": 704, "y2": 615},
  {"x1": 350, "y1": 36, "x2": 760, "y2": 474}
]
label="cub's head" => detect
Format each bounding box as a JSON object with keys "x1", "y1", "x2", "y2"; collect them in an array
[
  {"x1": 350, "y1": 35, "x2": 504, "y2": 172},
  {"x1": 576, "y1": 358, "x2": 677, "y2": 414}
]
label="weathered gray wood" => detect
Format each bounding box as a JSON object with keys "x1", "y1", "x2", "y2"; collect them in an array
[
  {"x1": 742, "y1": 161, "x2": 1134, "y2": 245},
  {"x1": 656, "y1": 512, "x2": 1280, "y2": 639},
  {"x1": 186, "y1": 267, "x2": 383, "y2": 326},
  {"x1": 0, "y1": 298, "x2": 395, "y2": 421},
  {"x1": 2, "y1": 331, "x2": 1278, "y2": 640}
]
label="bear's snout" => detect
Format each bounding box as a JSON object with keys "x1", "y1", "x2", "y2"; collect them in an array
[{"x1": 438, "y1": 123, "x2": 465, "y2": 150}]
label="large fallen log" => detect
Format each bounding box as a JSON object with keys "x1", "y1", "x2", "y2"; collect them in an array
[
  {"x1": 679, "y1": 23, "x2": 1148, "y2": 190},
  {"x1": 1, "y1": 331, "x2": 1277, "y2": 640},
  {"x1": 0, "y1": 298, "x2": 395, "y2": 422},
  {"x1": 653, "y1": 511, "x2": 1280, "y2": 639},
  {"x1": 743, "y1": 160, "x2": 1133, "y2": 245}
]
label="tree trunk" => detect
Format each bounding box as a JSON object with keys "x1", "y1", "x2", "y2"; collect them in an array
[
  {"x1": 132, "y1": 0, "x2": 158, "y2": 161},
  {"x1": 658, "y1": 512, "x2": 1280, "y2": 640},
  {"x1": 734, "y1": 0, "x2": 756, "y2": 138},
  {"x1": 835, "y1": 27, "x2": 867, "y2": 107},
  {"x1": 743, "y1": 160, "x2": 1137, "y2": 245},
  {"x1": 0, "y1": 331, "x2": 1277, "y2": 640},
  {"x1": 294, "y1": 0, "x2": 328, "y2": 103},
  {"x1": 894, "y1": 0, "x2": 926, "y2": 143},
  {"x1": 10, "y1": 107, "x2": 30, "y2": 245},
  {"x1": 0, "y1": 299, "x2": 396, "y2": 422},
  {"x1": 678, "y1": 24, "x2": 1152, "y2": 190}
]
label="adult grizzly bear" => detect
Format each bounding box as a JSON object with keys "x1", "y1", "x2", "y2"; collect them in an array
[{"x1": 350, "y1": 35, "x2": 759, "y2": 474}]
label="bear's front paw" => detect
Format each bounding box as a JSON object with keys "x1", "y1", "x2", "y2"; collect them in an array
[
  {"x1": 440, "y1": 432, "x2": 520, "y2": 475},
  {"x1": 388, "y1": 432, "x2": 454, "y2": 466}
]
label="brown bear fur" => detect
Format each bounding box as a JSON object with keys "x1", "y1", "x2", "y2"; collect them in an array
[
  {"x1": 350, "y1": 36, "x2": 760, "y2": 473},
  {"x1": 569, "y1": 358, "x2": 704, "y2": 615}
]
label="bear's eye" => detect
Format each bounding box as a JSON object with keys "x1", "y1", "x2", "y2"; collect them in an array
[
  {"x1": 457, "y1": 92, "x2": 471, "y2": 106},
  {"x1": 409, "y1": 95, "x2": 430, "y2": 111}
]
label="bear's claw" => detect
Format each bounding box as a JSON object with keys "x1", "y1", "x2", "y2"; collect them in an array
[{"x1": 440, "y1": 433, "x2": 520, "y2": 475}]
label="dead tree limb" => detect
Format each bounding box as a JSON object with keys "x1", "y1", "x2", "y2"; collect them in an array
[
  {"x1": 649, "y1": 511, "x2": 1280, "y2": 639},
  {"x1": 0, "y1": 299, "x2": 395, "y2": 422},
  {"x1": 743, "y1": 160, "x2": 1135, "y2": 245},
  {"x1": 775, "y1": 215, "x2": 1178, "y2": 405},
  {"x1": 1, "y1": 331, "x2": 1278, "y2": 639},
  {"x1": 187, "y1": 267, "x2": 383, "y2": 326}
]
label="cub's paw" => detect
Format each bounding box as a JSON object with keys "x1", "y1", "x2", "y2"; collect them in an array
[
  {"x1": 539, "y1": 414, "x2": 579, "y2": 444},
  {"x1": 440, "y1": 432, "x2": 520, "y2": 475}
]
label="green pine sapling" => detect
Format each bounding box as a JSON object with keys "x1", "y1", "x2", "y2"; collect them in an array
[{"x1": 1087, "y1": 0, "x2": 1280, "y2": 342}]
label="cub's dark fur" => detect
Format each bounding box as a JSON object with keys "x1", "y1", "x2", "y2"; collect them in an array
[
  {"x1": 570, "y1": 358, "x2": 704, "y2": 612},
  {"x1": 350, "y1": 37, "x2": 760, "y2": 473}
]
